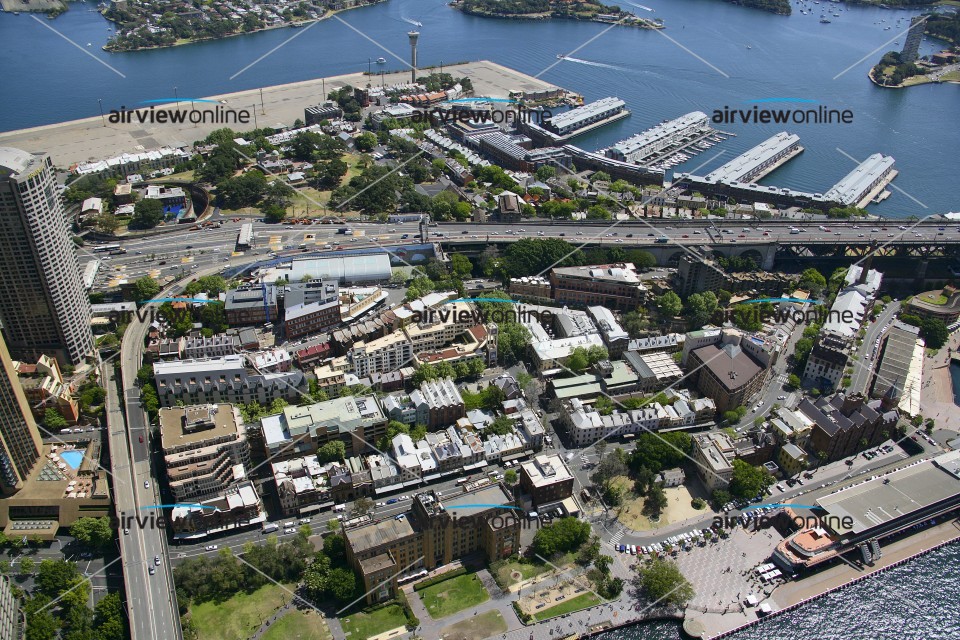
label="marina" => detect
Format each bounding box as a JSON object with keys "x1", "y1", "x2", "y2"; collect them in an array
[{"x1": 603, "y1": 112, "x2": 734, "y2": 170}]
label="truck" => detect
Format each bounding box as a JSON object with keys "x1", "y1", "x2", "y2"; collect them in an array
[
  {"x1": 337, "y1": 228, "x2": 350, "y2": 234},
  {"x1": 262, "y1": 523, "x2": 279, "y2": 534},
  {"x1": 655, "y1": 236, "x2": 669, "y2": 243}
]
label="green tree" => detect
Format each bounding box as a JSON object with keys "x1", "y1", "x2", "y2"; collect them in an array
[
  {"x1": 70, "y1": 517, "x2": 113, "y2": 549},
  {"x1": 656, "y1": 291, "x2": 683, "y2": 318},
  {"x1": 566, "y1": 347, "x2": 590, "y2": 373},
  {"x1": 130, "y1": 276, "x2": 161, "y2": 304},
  {"x1": 450, "y1": 253, "x2": 473, "y2": 279},
  {"x1": 531, "y1": 517, "x2": 592, "y2": 557},
  {"x1": 354, "y1": 132, "x2": 377, "y2": 152},
  {"x1": 642, "y1": 483, "x2": 668, "y2": 518},
  {"x1": 503, "y1": 238, "x2": 584, "y2": 278},
  {"x1": 504, "y1": 469, "x2": 518, "y2": 485},
  {"x1": 43, "y1": 408, "x2": 68, "y2": 430},
  {"x1": 486, "y1": 415, "x2": 515, "y2": 436},
  {"x1": 130, "y1": 198, "x2": 164, "y2": 229},
  {"x1": 684, "y1": 291, "x2": 719, "y2": 326},
  {"x1": 728, "y1": 459, "x2": 773, "y2": 499},
  {"x1": 316, "y1": 440, "x2": 346, "y2": 464},
  {"x1": 798, "y1": 268, "x2": 827, "y2": 298},
  {"x1": 634, "y1": 559, "x2": 694, "y2": 607}
]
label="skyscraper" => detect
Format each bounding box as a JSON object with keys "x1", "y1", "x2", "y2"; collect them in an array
[
  {"x1": 0, "y1": 147, "x2": 93, "y2": 367},
  {"x1": 0, "y1": 333, "x2": 42, "y2": 493},
  {"x1": 901, "y1": 15, "x2": 925, "y2": 64}
]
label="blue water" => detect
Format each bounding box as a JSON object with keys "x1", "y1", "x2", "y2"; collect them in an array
[
  {"x1": 596, "y1": 541, "x2": 960, "y2": 640},
  {"x1": 0, "y1": 0, "x2": 958, "y2": 215},
  {"x1": 951, "y1": 362, "x2": 960, "y2": 405},
  {"x1": 60, "y1": 449, "x2": 85, "y2": 470}
]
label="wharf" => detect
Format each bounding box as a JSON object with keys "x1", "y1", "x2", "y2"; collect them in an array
[
  {"x1": 527, "y1": 109, "x2": 632, "y2": 145},
  {"x1": 0, "y1": 60, "x2": 562, "y2": 168},
  {"x1": 742, "y1": 145, "x2": 804, "y2": 184},
  {"x1": 855, "y1": 169, "x2": 899, "y2": 209}
]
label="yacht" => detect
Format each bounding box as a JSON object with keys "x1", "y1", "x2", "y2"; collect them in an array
[
  {"x1": 820, "y1": 18, "x2": 831, "y2": 24},
  {"x1": 376, "y1": 57, "x2": 386, "y2": 64}
]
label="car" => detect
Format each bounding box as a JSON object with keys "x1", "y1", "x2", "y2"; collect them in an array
[
  {"x1": 401, "y1": 234, "x2": 409, "y2": 239},
  {"x1": 682, "y1": 234, "x2": 689, "y2": 238},
  {"x1": 387, "y1": 498, "x2": 398, "y2": 505},
  {"x1": 155, "y1": 555, "x2": 161, "y2": 565},
  {"x1": 694, "y1": 230, "x2": 702, "y2": 235},
  {"x1": 149, "y1": 566, "x2": 156, "y2": 575},
  {"x1": 395, "y1": 514, "x2": 405, "y2": 521},
  {"x1": 205, "y1": 545, "x2": 218, "y2": 551},
  {"x1": 144, "y1": 480, "x2": 150, "y2": 489},
  {"x1": 185, "y1": 245, "x2": 193, "y2": 249},
  {"x1": 777, "y1": 395, "x2": 787, "y2": 400},
  {"x1": 123, "y1": 528, "x2": 129, "y2": 535},
  {"x1": 158, "y1": 261, "x2": 167, "y2": 265},
  {"x1": 138, "y1": 435, "x2": 144, "y2": 443},
  {"x1": 376, "y1": 502, "x2": 385, "y2": 507},
  {"x1": 461, "y1": 230, "x2": 469, "y2": 234},
  {"x1": 626, "y1": 233, "x2": 634, "y2": 238}
]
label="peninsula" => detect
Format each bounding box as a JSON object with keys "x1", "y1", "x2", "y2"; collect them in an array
[
  {"x1": 451, "y1": 0, "x2": 664, "y2": 29},
  {"x1": 101, "y1": 0, "x2": 388, "y2": 52}
]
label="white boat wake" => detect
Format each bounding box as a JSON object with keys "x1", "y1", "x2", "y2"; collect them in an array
[
  {"x1": 625, "y1": 2, "x2": 654, "y2": 11},
  {"x1": 401, "y1": 16, "x2": 423, "y2": 27},
  {"x1": 560, "y1": 56, "x2": 632, "y2": 72}
]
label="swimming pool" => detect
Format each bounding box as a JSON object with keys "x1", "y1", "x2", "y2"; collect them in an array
[{"x1": 60, "y1": 450, "x2": 85, "y2": 470}]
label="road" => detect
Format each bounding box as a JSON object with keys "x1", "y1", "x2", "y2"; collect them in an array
[
  {"x1": 850, "y1": 301, "x2": 901, "y2": 394},
  {"x1": 81, "y1": 218, "x2": 960, "y2": 291}
]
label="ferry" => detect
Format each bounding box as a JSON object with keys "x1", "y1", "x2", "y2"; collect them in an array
[{"x1": 376, "y1": 57, "x2": 386, "y2": 64}]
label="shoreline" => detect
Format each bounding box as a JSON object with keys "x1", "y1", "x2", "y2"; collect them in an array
[{"x1": 99, "y1": 2, "x2": 384, "y2": 53}]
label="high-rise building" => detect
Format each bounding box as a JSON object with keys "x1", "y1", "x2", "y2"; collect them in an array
[
  {"x1": 0, "y1": 333, "x2": 42, "y2": 493},
  {"x1": 901, "y1": 15, "x2": 925, "y2": 64},
  {"x1": 0, "y1": 148, "x2": 93, "y2": 366}
]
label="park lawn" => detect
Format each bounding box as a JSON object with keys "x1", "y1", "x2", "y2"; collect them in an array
[
  {"x1": 418, "y1": 572, "x2": 490, "y2": 619},
  {"x1": 532, "y1": 592, "x2": 602, "y2": 621},
  {"x1": 494, "y1": 558, "x2": 552, "y2": 588},
  {"x1": 439, "y1": 610, "x2": 507, "y2": 640},
  {"x1": 943, "y1": 70, "x2": 960, "y2": 82},
  {"x1": 261, "y1": 609, "x2": 332, "y2": 640},
  {"x1": 339, "y1": 603, "x2": 408, "y2": 639},
  {"x1": 189, "y1": 583, "x2": 295, "y2": 640}
]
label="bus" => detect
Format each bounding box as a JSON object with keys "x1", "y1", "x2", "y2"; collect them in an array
[{"x1": 93, "y1": 244, "x2": 121, "y2": 253}]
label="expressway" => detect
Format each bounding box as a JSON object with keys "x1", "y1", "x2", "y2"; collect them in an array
[{"x1": 82, "y1": 217, "x2": 960, "y2": 291}]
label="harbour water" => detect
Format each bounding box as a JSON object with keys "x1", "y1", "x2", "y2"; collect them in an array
[
  {"x1": 595, "y1": 541, "x2": 960, "y2": 640},
  {"x1": 1, "y1": 0, "x2": 958, "y2": 216}
]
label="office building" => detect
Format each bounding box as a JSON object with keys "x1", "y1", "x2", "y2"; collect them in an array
[
  {"x1": 551, "y1": 264, "x2": 648, "y2": 311},
  {"x1": 304, "y1": 102, "x2": 344, "y2": 125},
  {"x1": 0, "y1": 148, "x2": 93, "y2": 366},
  {"x1": 676, "y1": 256, "x2": 727, "y2": 298},
  {"x1": 344, "y1": 484, "x2": 520, "y2": 603},
  {"x1": 519, "y1": 454, "x2": 574, "y2": 506},
  {"x1": 260, "y1": 394, "x2": 386, "y2": 461},
  {"x1": 0, "y1": 573, "x2": 20, "y2": 640},
  {"x1": 169, "y1": 480, "x2": 264, "y2": 537},
  {"x1": 686, "y1": 331, "x2": 768, "y2": 414},
  {"x1": 587, "y1": 306, "x2": 630, "y2": 358},
  {"x1": 225, "y1": 285, "x2": 279, "y2": 327},
  {"x1": 283, "y1": 280, "x2": 342, "y2": 340},
  {"x1": 272, "y1": 455, "x2": 331, "y2": 517},
  {"x1": 159, "y1": 404, "x2": 250, "y2": 502}
]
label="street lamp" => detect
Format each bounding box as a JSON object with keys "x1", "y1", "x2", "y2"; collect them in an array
[
  {"x1": 174, "y1": 86, "x2": 179, "y2": 107},
  {"x1": 97, "y1": 99, "x2": 106, "y2": 127}
]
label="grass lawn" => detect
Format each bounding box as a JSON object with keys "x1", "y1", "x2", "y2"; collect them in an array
[
  {"x1": 339, "y1": 604, "x2": 407, "y2": 639},
  {"x1": 532, "y1": 593, "x2": 602, "y2": 622},
  {"x1": 493, "y1": 558, "x2": 553, "y2": 588},
  {"x1": 189, "y1": 583, "x2": 294, "y2": 640},
  {"x1": 439, "y1": 610, "x2": 507, "y2": 640},
  {"x1": 418, "y1": 572, "x2": 490, "y2": 619},
  {"x1": 261, "y1": 609, "x2": 332, "y2": 640},
  {"x1": 942, "y1": 70, "x2": 960, "y2": 82}
]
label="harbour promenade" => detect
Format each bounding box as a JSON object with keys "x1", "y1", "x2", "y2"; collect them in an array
[{"x1": 0, "y1": 60, "x2": 560, "y2": 167}]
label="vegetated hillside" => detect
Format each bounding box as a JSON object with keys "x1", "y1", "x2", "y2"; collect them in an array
[
  {"x1": 724, "y1": 0, "x2": 791, "y2": 15},
  {"x1": 926, "y1": 12, "x2": 960, "y2": 44}
]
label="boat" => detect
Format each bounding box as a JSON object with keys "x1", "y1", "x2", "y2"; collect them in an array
[
  {"x1": 557, "y1": 53, "x2": 566, "y2": 59},
  {"x1": 820, "y1": 19, "x2": 830, "y2": 24},
  {"x1": 376, "y1": 57, "x2": 386, "y2": 64},
  {"x1": 746, "y1": 44, "x2": 752, "y2": 49},
  {"x1": 87, "y1": 42, "x2": 93, "y2": 46}
]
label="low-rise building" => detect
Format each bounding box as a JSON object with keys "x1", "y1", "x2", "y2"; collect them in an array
[
  {"x1": 169, "y1": 480, "x2": 264, "y2": 538},
  {"x1": 686, "y1": 330, "x2": 768, "y2": 414},
  {"x1": 153, "y1": 355, "x2": 306, "y2": 408},
  {"x1": 272, "y1": 455, "x2": 330, "y2": 517},
  {"x1": 798, "y1": 393, "x2": 898, "y2": 462},
  {"x1": 519, "y1": 454, "x2": 574, "y2": 506},
  {"x1": 692, "y1": 432, "x2": 736, "y2": 491},
  {"x1": 778, "y1": 443, "x2": 808, "y2": 477},
  {"x1": 261, "y1": 394, "x2": 387, "y2": 461},
  {"x1": 550, "y1": 263, "x2": 648, "y2": 311},
  {"x1": 159, "y1": 404, "x2": 250, "y2": 503}
]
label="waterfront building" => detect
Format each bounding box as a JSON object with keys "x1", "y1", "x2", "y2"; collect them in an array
[
  {"x1": 904, "y1": 286, "x2": 960, "y2": 324},
  {"x1": 159, "y1": 404, "x2": 250, "y2": 502},
  {"x1": 773, "y1": 451, "x2": 960, "y2": 571},
  {"x1": 606, "y1": 112, "x2": 710, "y2": 164},
  {"x1": 704, "y1": 132, "x2": 803, "y2": 184},
  {"x1": 544, "y1": 97, "x2": 627, "y2": 136},
  {"x1": 343, "y1": 485, "x2": 520, "y2": 603},
  {"x1": 822, "y1": 154, "x2": 896, "y2": 208},
  {"x1": 562, "y1": 145, "x2": 664, "y2": 186},
  {"x1": 304, "y1": 102, "x2": 343, "y2": 125},
  {"x1": 0, "y1": 148, "x2": 93, "y2": 367},
  {"x1": 72, "y1": 145, "x2": 190, "y2": 177}
]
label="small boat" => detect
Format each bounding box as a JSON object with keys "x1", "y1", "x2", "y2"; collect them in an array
[
  {"x1": 746, "y1": 44, "x2": 752, "y2": 49},
  {"x1": 87, "y1": 42, "x2": 92, "y2": 46},
  {"x1": 820, "y1": 19, "x2": 830, "y2": 24},
  {"x1": 557, "y1": 53, "x2": 566, "y2": 59},
  {"x1": 376, "y1": 57, "x2": 386, "y2": 64}
]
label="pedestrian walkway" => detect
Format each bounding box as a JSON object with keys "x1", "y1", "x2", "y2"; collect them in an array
[{"x1": 249, "y1": 602, "x2": 294, "y2": 640}]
